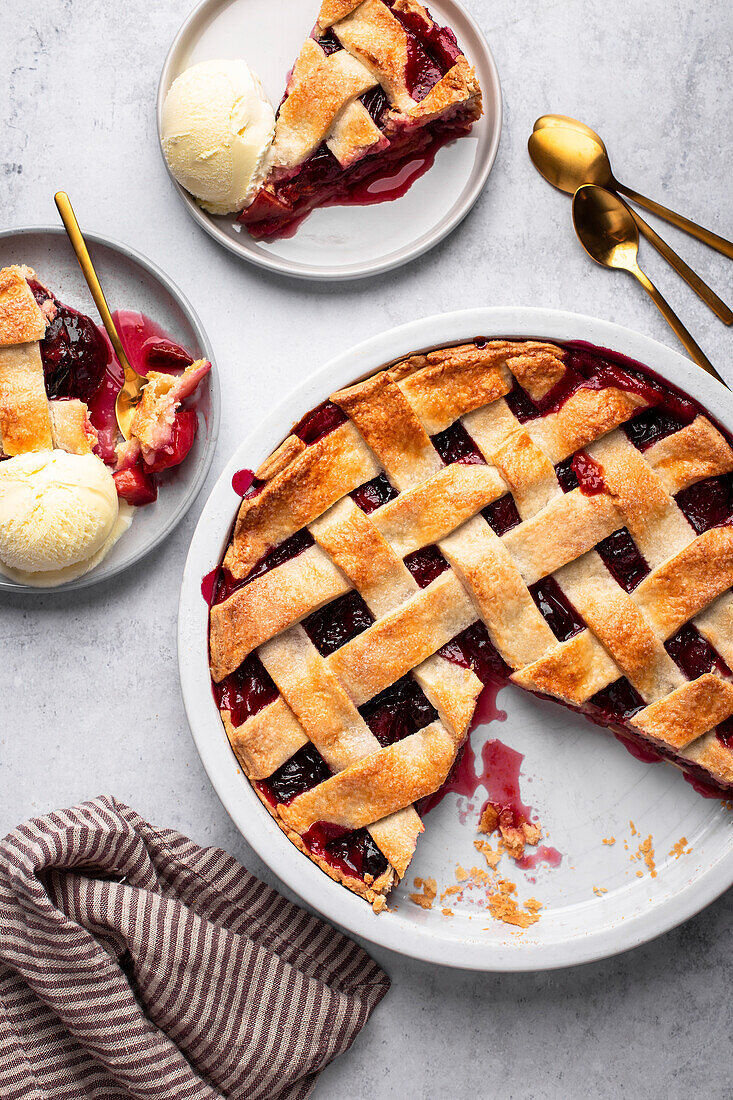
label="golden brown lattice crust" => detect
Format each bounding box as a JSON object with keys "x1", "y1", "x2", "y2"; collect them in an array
[
  {"x1": 210, "y1": 337, "x2": 733, "y2": 908},
  {"x1": 0, "y1": 266, "x2": 47, "y2": 347}
]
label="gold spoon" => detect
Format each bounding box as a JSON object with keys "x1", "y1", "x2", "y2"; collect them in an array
[
  {"x1": 528, "y1": 122, "x2": 733, "y2": 324},
  {"x1": 54, "y1": 192, "x2": 146, "y2": 440},
  {"x1": 529, "y1": 118, "x2": 733, "y2": 258},
  {"x1": 572, "y1": 184, "x2": 726, "y2": 387}
]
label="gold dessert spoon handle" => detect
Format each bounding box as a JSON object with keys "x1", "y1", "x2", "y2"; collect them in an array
[
  {"x1": 631, "y1": 208, "x2": 733, "y2": 325},
  {"x1": 617, "y1": 182, "x2": 733, "y2": 260},
  {"x1": 54, "y1": 191, "x2": 145, "y2": 440},
  {"x1": 630, "y1": 262, "x2": 726, "y2": 385}
]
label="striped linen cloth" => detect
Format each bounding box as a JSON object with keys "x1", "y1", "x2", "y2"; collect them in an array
[{"x1": 0, "y1": 795, "x2": 390, "y2": 1099}]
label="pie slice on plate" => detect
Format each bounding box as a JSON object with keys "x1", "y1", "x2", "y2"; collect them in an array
[
  {"x1": 208, "y1": 339, "x2": 733, "y2": 910},
  {"x1": 240, "y1": 0, "x2": 483, "y2": 238}
]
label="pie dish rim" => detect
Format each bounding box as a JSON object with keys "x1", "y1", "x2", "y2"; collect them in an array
[
  {"x1": 156, "y1": 0, "x2": 502, "y2": 281},
  {"x1": 0, "y1": 225, "x2": 221, "y2": 593},
  {"x1": 178, "y1": 305, "x2": 733, "y2": 971}
]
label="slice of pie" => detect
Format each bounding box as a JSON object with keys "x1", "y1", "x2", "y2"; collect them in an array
[
  {"x1": 208, "y1": 338, "x2": 733, "y2": 911},
  {"x1": 0, "y1": 263, "x2": 211, "y2": 499},
  {"x1": 240, "y1": 0, "x2": 483, "y2": 238}
]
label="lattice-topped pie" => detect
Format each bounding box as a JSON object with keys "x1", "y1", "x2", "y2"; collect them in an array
[
  {"x1": 208, "y1": 339, "x2": 733, "y2": 909},
  {"x1": 240, "y1": 0, "x2": 483, "y2": 238}
]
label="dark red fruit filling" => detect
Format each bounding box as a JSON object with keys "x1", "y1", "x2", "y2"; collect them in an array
[
  {"x1": 665, "y1": 623, "x2": 730, "y2": 680},
  {"x1": 431, "y1": 421, "x2": 485, "y2": 465},
  {"x1": 676, "y1": 473, "x2": 733, "y2": 534},
  {"x1": 403, "y1": 544, "x2": 450, "y2": 587},
  {"x1": 29, "y1": 279, "x2": 110, "y2": 402},
  {"x1": 301, "y1": 822, "x2": 389, "y2": 881},
  {"x1": 572, "y1": 450, "x2": 605, "y2": 495},
  {"x1": 717, "y1": 717, "x2": 733, "y2": 748},
  {"x1": 595, "y1": 528, "x2": 650, "y2": 592},
  {"x1": 360, "y1": 676, "x2": 438, "y2": 747},
  {"x1": 293, "y1": 400, "x2": 347, "y2": 444},
  {"x1": 302, "y1": 590, "x2": 373, "y2": 656},
  {"x1": 529, "y1": 577, "x2": 585, "y2": 642},
  {"x1": 213, "y1": 653, "x2": 278, "y2": 728},
  {"x1": 555, "y1": 456, "x2": 579, "y2": 493},
  {"x1": 113, "y1": 311, "x2": 194, "y2": 375},
  {"x1": 242, "y1": 111, "x2": 475, "y2": 239},
  {"x1": 586, "y1": 678, "x2": 646, "y2": 724},
  {"x1": 482, "y1": 493, "x2": 521, "y2": 536},
  {"x1": 258, "y1": 744, "x2": 331, "y2": 805},
  {"x1": 439, "y1": 620, "x2": 511, "y2": 683},
  {"x1": 350, "y1": 473, "x2": 398, "y2": 513},
  {"x1": 623, "y1": 408, "x2": 688, "y2": 450},
  {"x1": 384, "y1": 0, "x2": 462, "y2": 89},
  {"x1": 360, "y1": 84, "x2": 389, "y2": 126},
  {"x1": 112, "y1": 465, "x2": 157, "y2": 506},
  {"x1": 245, "y1": 530, "x2": 315, "y2": 586},
  {"x1": 314, "y1": 29, "x2": 342, "y2": 56},
  {"x1": 144, "y1": 408, "x2": 197, "y2": 472}
]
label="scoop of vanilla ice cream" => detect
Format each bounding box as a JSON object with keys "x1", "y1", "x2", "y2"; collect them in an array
[
  {"x1": 161, "y1": 59, "x2": 275, "y2": 215},
  {"x1": 0, "y1": 450, "x2": 120, "y2": 575}
]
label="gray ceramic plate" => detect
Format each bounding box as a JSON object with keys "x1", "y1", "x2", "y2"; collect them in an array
[
  {"x1": 157, "y1": 0, "x2": 502, "y2": 281},
  {"x1": 0, "y1": 227, "x2": 220, "y2": 593}
]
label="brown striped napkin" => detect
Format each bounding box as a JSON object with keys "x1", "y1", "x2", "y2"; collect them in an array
[{"x1": 0, "y1": 795, "x2": 389, "y2": 1099}]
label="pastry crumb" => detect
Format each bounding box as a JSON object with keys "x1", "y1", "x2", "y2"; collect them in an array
[
  {"x1": 441, "y1": 908, "x2": 453, "y2": 917},
  {"x1": 629, "y1": 820, "x2": 637, "y2": 836},
  {"x1": 487, "y1": 886, "x2": 540, "y2": 928},
  {"x1": 474, "y1": 838, "x2": 502, "y2": 870},
  {"x1": 478, "y1": 802, "x2": 542, "y2": 861},
  {"x1": 409, "y1": 876, "x2": 437, "y2": 909},
  {"x1": 638, "y1": 835, "x2": 657, "y2": 878},
  {"x1": 602, "y1": 836, "x2": 615, "y2": 846},
  {"x1": 455, "y1": 865, "x2": 469, "y2": 882},
  {"x1": 593, "y1": 886, "x2": 608, "y2": 896},
  {"x1": 669, "y1": 836, "x2": 691, "y2": 858}
]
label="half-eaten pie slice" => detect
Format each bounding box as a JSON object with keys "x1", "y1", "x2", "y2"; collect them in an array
[
  {"x1": 208, "y1": 340, "x2": 733, "y2": 910},
  {"x1": 240, "y1": 0, "x2": 483, "y2": 238}
]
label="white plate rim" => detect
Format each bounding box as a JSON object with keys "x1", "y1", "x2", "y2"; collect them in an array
[
  {"x1": 156, "y1": 0, "x2": 503, "y2": 281},
  {"x1": 0, "y1": 225, "x2": 221, "y2": 595},
  {"x1": 178, "y1": 307, "x2": 733, "y2": 971}
]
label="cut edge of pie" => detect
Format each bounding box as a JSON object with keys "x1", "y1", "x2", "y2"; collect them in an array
[
  {"x1": 208, "y1": 338, "x2": 733, "y2": 910},
  {"x1": 240, "y1": 0, "x2": 483, "y2": 239}
]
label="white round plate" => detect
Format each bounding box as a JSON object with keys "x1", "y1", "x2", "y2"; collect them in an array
[
  {"x1": 0, "y1": 227, "x2": 220, "y2": 594},
  {"x1": 178, "y1": 309, "x2": 733, "y2": 970},
  {"x1": 157, "y1": 0, "x2": 502, "y2": 280}
]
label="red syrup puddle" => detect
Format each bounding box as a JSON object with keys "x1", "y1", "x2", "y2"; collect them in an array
[
  {"x1": 683, "y1": 773, "x2": 730, "y2": 800},
  {"x1": 232, "y1": 468, "x2": 254, "y2": 495},
  {"x1": 572, "y1": 451, "x2": 605, "y2": 495},
  {"x1": 517, "y1": 846, "x2": 563, "y2": 871},
  {"x1": 201, "y1": 567, "x2": 219, "y2": 608},
  {"x1": 421, "y1": 685, "x2": 508, "y2": 825},
  {"x1": 613, "y1": 731, "x2": 662, "y2": 764},
  {"x1": 87, "y1": 311, "x2": 198, "y2": 472}
]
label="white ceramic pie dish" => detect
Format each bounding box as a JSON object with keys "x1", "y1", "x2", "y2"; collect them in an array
[
  {"x1": 0, "y1": 227, "x2": 220, "y2": 594},
  {"x1": 156, "y1": 0, "x2": 502, "y2": 281},
  {"x1": 178, "y1": 307, "x2": 733, "y2": 971}
]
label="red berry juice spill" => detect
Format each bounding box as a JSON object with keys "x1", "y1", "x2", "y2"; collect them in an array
[
  {"x1": 612, "y1": 730, "x2": 663, "y2": 764},
  {"x1": 683, "y1": 773, "x2": 730, "y2": 800},
  {"x1": 112, "y1": 310, "x2": 194, "y2": 375},
  {"x1": 479, "y1": 739, "x2": 534, "y2": 825},
  {"x1": 201, "y1": 567, "x2": 219, "y2": 608},
  {"x1": 232, "y1": 468, "x2": 255, "y2": 495},
  {"x1": 517, "y1": 846, "x2": 563, "y2": 871}
]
